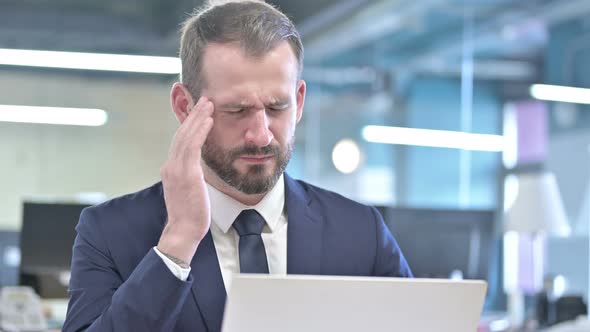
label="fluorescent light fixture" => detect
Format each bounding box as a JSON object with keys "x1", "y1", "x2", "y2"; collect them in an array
[
  {"x1": 530, "y1": 84, "x2": 590, "y2": 105},
  {"x1": 362, "y1": 125, "x2": 505, "y2": 152},
  {"x1": 0, "y1": 105, "x2": 107, "y2": 126},
  {"x1": 0, "y1": 48, "x2": 180, "y2": 74}
]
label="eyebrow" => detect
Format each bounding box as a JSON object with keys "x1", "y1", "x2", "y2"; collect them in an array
[
  {"x1": 218, "y1": 100, "x2": 290, "y2": 109},
  {"x1": 218, "y1": 102, "x2": 254, "y2": 109}
]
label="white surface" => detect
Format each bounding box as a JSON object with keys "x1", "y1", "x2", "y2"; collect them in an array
[
  {"x1": 546, "y1": 316, "x2": 590, "y2": 332},
  {"x1": 504, "y1": 172, "x2": 571, "y2": 235},
  {"x1": 222, "y1": 274, "x2": 487, "y2": 332}
]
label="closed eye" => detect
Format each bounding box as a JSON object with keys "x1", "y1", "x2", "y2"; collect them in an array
[
  {"x1": 267, "y1": 104, "x2": 289, "y2": 112},
  {"x1": 224, "y1": 108, "x2": 246, "y2": 114}
]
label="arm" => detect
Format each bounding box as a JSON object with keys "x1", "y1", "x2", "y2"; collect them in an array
[
  {"x1": 370, "y1": 207, "x2": 413, "y2": 278},
  {"x1": 63, "y1": 208, "x2": 193, "y2": 332},
  {"x1": 64, "y1": 95, "x2": 215, "y2": 331}
]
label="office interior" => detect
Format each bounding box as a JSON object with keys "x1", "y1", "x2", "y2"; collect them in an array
[{"x1": 0, "y1": 0, "x2": 589, "y2": 331}]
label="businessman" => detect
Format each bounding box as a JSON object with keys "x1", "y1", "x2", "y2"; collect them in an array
[{"x1": 63, "y1": 1, "x2": 412, "y2": 331}]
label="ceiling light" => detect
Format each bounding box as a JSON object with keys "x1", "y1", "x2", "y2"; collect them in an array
[
  {"x1": 332, "y1": 139, "x2": 362, "y2": 174},
  {"x1": 362, "y1": 125, "x2": 505, "y2": 152},
  {"x1": 530, "y1": 84, "x2": 590, "y2": 105},
  {"x1": 0, "y1": 105, "x2": 107, "y2": 126},
  {"x1": 0, "y1": 48, "x2": 180, "y2": 74}
]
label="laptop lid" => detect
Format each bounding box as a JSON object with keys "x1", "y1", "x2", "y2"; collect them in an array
[{"x1": 222, "y1": 274, "x2": 487, "y2": 332}]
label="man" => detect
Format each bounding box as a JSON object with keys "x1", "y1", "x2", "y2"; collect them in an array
[{"x1": 63, "y1": 1, "x2": 412, "y2": 331}]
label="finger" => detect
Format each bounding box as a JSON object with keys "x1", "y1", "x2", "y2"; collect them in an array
[
  {"x1": 175, "y1": 94, "x2": 204, "y2": 125},
  {"x1": 179, "y1": 96, "x2": 207, "y2": 131},
  {"x1": 183, "y1": 100, "x2": 214, "y2": 138},
  {"x1": 175, "y1": 97, "x2": 210, "y2": 141},
  {"x1": 192, "y1": 115, "x2": 214, "y2": 149},
  {"x1": 175, "y1": 101, "x2": 214, "y2": 155},
  {"x1": 188, "y1": 96, "x2": 206, "y2": 114}
]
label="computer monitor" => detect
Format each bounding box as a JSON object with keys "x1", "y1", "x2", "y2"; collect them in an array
[
  {"x1": 19, "y1": 201, "x2": 90, "y2": 298},
  {"x1": 378, "y1": 206, "x2": 495, "y2": 281}
]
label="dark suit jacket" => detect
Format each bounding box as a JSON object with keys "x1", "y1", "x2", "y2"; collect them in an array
[{"x1": 63, "y1": 174, "x2": 412, "y2": 332}]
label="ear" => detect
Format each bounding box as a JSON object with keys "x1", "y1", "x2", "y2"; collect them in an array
[
  {"x1": 295, "y1": 79, "x2": 306, "y2": 124},
  {"x1": 170, "y1": 82, "x2": 196, "y2": 124}
]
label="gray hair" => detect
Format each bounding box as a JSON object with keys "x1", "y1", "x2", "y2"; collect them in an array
[{"x1": 179, "y1": 0, "x2": 304, "y2": 98}]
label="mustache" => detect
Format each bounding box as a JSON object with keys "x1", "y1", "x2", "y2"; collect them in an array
[{"x1": 228, "y1": 144, "x2": 281, "y2": 159}]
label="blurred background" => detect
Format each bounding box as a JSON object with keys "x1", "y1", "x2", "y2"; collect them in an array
[{"x1": 0, "y1": 0, "x2": 589, "y2": 330}]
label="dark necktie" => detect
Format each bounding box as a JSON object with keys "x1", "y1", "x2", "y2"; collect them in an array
[{"x1": 233, "y1": 209, "x2": 269, "y2": 274}]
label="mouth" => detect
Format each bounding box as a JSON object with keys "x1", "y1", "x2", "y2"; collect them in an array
[{"x1": 238, "y1": 155, "x2": 275, "y2": 164}]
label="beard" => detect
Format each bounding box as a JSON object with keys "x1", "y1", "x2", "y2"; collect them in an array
[{"x1": 202, "y1": 136, "x2": 293, "y2": 195}]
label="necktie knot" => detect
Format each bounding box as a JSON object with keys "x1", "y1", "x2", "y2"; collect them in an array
[{"x1": 233, "y1": 209, "x2": 266, "y2": 236}]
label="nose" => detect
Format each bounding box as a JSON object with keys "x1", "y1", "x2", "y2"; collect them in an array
[{"x1": 244, "y1": 109, "x2": 273, "y2": 147}]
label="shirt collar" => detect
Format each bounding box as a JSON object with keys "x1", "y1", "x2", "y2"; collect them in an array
[{"x1": 207, "y1": 174, "x2": 285, "y2": 234}]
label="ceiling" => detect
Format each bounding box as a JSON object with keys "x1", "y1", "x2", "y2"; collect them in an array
[
  {"x1": 1, "y1": 0, "x2": 590, "y2": 84},
  {"x1": 0, "y1": 0, "x2": 343, "y2": 56}
]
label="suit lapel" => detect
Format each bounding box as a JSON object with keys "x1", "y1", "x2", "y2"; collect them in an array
[
  {"x1": 285, "y1": 174, "x2": 324, "y2": 275},
  {"x1": 189, "y1": 231, "x2": 226, "y2": 332}
]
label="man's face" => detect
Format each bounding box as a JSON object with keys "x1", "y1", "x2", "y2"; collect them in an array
[{"x1": 199, "y1": 41, "x2": 305, "y2": 195}]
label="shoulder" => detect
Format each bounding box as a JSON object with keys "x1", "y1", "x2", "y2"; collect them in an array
[
  {"x1": 289, "y1": 177, "x2": 381, "y2": 225},
  {"x1": 83, "y1": 182, "x2": 164, "y2": 217},
  {"x1": 77, "y1": 182, "x2": 165, "y2": 239},
  {"x1": 292, "y1": 178, "x2": 378, "y2": 212},
  {"x1": 73, "y1": 183, "x2": 168, "y2": 279}
]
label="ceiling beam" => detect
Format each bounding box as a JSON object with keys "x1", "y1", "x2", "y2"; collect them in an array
[
  {"x1": 297, "y1": 0, "x2": 372, "y2": 38},
  {"x1": 303, "y1": 0, "x2": 447, "y2": 62},
  {"x1": 397, "y1": 0, "x2": 590, "y2": 71}
]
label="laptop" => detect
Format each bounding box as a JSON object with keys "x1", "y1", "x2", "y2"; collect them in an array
[{"x1": 221, "y1": 274, "x2": 487, "y2": 332}]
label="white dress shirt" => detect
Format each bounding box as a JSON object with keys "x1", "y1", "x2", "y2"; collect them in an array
[{"x1": 154, "y1": 174, "x2": 288, "y2": 290}]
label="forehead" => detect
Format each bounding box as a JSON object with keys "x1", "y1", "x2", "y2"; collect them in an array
[{"x1": 200, "y1": 41, "x2": 299, "y2": 103}]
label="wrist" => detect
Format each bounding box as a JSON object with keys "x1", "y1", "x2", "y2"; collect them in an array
[
  {"x1": 157, "y1": 224, "x2": 201, "y2": 265},
  {"x1": 158, "y1": 249, "x2": 190, "y2": 269}
]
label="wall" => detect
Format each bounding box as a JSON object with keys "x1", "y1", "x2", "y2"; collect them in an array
[
  {"x1": 404, "y1": 77, "x2": 502, "y2": 209},
  {"x1": 0, "y1": 71, "x2": 178, "y2": 229}
]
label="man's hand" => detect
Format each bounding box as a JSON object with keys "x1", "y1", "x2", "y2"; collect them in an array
[{"x1": 157, "y1": 96, "x2": 214, "y2": 267}]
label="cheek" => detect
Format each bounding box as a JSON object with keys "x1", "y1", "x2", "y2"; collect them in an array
[
  {"x1": 208, "y1": 121, "x2": 246, "y2": 151},
  {"x1": 211, "y1": 115, "x2": 238, "y2": 136},
  {"x1": 205, "y1": 125, "x2": 224, "y2": 146},
  {"x1": 214, "y1": 113, "x2": 247, "y2": 134},
  {"x1": 272, "y1": 117, "x2": 296, "y2": 143}
]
